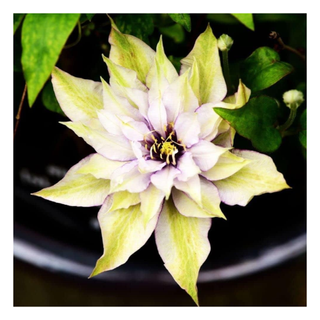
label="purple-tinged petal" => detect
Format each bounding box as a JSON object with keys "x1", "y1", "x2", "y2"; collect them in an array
[{"x1": 174, "y1": 112, "x2": 200, "y2": 147}]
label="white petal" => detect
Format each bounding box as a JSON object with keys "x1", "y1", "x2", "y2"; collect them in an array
[
  {"x1": 189, "y1": 140, "x2": 229, "y2": 171},
  {"x1": 62, "y1": 121, "x2": 136, "y2": 161},
  {"x1": 147, "y1": 92, "x2": 168, "y2": 136},
  {"x1": 196, "y1": 103, "x2": 221, "y2": 141},
  {"x1": 172, "y1": 177, "x2": 225, "y2": 219},
  {"x1": 150, "y1": 165, "x2": 180, "y2": 199},
  {"x1": 163, "y1": 70, "x2": 199, "y2": 123},
  {"x1": 174, "y1": 112, "x2": 200, "y2": 147},
  {"x1": 120, "y1": 119, "x2": 150, "y2": 141},
  {"x1": 214, "y1": 150, "x2": 291, "y2": 206},
  {"x1": 176, "y1": 152, "x2": 200, "y2": 181},
  {"x1": 173, "y1": 175, "x2": 202, "y2": 207},
  {"x1": 110, "y1": 161, "x2": 151, "y2": 193}
]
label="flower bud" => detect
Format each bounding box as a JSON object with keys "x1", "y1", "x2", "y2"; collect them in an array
[
  {"x1": 218, "y1": 34, "x2": 234, "y2": 51},
  {"x1": 283, "y1": 89, "x2": 304, "y2": 110}
]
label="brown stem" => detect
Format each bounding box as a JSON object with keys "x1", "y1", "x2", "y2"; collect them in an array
[
  {"x1": 14, "y1": 84, "x2": 27, "y2": 138},
  {"x1": 270, "y1": 31, "x2": 306, "y2": 61}
]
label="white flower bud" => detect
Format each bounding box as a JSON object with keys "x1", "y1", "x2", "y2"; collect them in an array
[
  {"x1": 283, "y1": 90, "x2": 304, "y2": 110},
  {"x1": 218, "y1": 34, "x2": 234, "y2": 51}
]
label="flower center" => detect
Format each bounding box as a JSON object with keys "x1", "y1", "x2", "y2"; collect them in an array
[{"x1": 145, "y1": 123, "x2": 185, "y2": 166}]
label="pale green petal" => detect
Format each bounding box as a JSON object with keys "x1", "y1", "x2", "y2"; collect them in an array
[
  {"x1": 181, "y1": 25, "x2": 226, "y2": 105},
  {"x1": 90, "y1": 199, "x2": 158, "y2": 276},
  {"x1": 163, "y1": 69, "x2": 199, "y2": 123},
  {"x1": 32, "y1": 155, "x2": 110, "y2": 207},
  {"x1": 173, "y1": 175, "x2": 202, "y2": 208},
  {"x1": 172, "y1": 177, "x2": 225, "y2": 219},
  {"x1": 214, "y1": 150, "x2": 291, "y2": 206},
  {"x1": 108, "y1": 191, "x2": 141, "y2": 212},
  {"x1": 52, "y1": 67, "x2": 103, "y2": 123},
  {"x1": 108, "y1": 16, "x2": 155, "y2": 84},
  {"x1": 101, "y1": 77, "x2": 144, "y2": 122},
  {"x1": 155, "y1": 199, "x2": 211, "y2": 305},
  {"x1": 62, "y1": 121, "x2": 136, "y2": 161},
  {"x1": 201, "y1": 150, "x2": 251, "y2": 181},
  {"x1": 146, "y1": 36, "x2": 178, "y2": 89},
  {"x1": 77, "y1": 153, "x2": 128, "y2": 180},
  {"x1": 140, "y1": 184, "x2": 165, "y2": 226}
]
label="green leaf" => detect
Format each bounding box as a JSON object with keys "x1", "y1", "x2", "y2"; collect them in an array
[
  {"x1": 86, "y1": 14, "x2": 95, "y2": 21},
  {"x1": 41, "y1": 81, "x2": 65, "y2": 116},
  {"x1": 168, "y1": 14, "x2": 191, "y2": 32},
  {"x1": 114, "y1": 14, "x2": 154, "y2": 43},
  {"x1": 21, "y1": 14, "x2": 80, "y2": 107},
  {"x1": 299, "y1": 109, "x2": 306, "y2": 148},
  {"x1": 214, "y1": 96, "x2": 282, "y2": 153},
  {"x1": 231, "y1": 14, "x2": 255, "y2": 31},
  {"x1": 240, "y1": 47, "x2": 294, "y2": 93},
  {"x1": 158, "y1": 23, "x2": 185, "y2": 43},
  {"x1": 14, "y1": 14, "x2": 25, "y2": 34}
]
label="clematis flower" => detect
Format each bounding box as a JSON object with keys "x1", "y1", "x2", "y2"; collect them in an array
[{"x1": 33, "y1": 18, "x2": 290, "y2": 305}]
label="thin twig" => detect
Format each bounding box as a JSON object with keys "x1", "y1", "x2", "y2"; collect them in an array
[
  {"x1": 14, "y1": 84, "x2": 27, "y2": 138},
  {"x1": 269, "y1": 31, "x2": 306, "y2": 61}
]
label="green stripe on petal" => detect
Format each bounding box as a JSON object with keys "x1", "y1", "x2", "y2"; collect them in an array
[
  {"x1": 173, "y1": 177, "x2": 225, "y2": 219},
  {"x1": 90, "y1": 199, "x2": 158, "y2": 276},
  {"x1": 155, "y1": 199, "x2": 211, "y2": 305},
  {"x1": 181, "y1": 25, "x2": 226, "y2": 105},
  {"x1": 140, "y1": 184, "x2": 165, "y2": 226},
  {"x1": 214, "y1": 150, "x2": 291, "y2": 206},
  {"x1": 108, "y1": 16, "x2": 155, "y2": 84},
  {"x1": 108, "y1": 191, "x2": 141, "y2": 211},
  {"x1": 201, "y1": 150, "x2": 251, "y2": 181},
  {"x1": 77, "y1": 153, "x2": 127, "y2": 180},
  {"x1": 32, "y1": 155, "x2": 110, "y2": 207},
  {"x1": 52, "y1": 67, "x2": 103, "y2": 123},
  {"x1": 62, "y1": 121, "x2": 136, "y2": 161}
]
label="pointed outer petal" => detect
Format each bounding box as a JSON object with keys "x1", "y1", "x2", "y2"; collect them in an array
[
  {"x1": 214, "y1": 149, "x2": 291, "y2": 206},
  {"x1": 32, "y1": 155, "x2": 110, "y2": 207},
  {"x1": 162, "y1": 69, "x2": 199, "y2": 123},
  {"x1": 110, "y1": 161, "x2": 152, "y2": 193},
  {"x1": 146, "y1": 36, "x2": 178, "y2": 89},
  {"x1": 119, "y1": 119, "x2": 150, "y2": 141},
  {"x1": 201, "y1": 150, "x2": 251, "y2": 181},
  {"x1": 196, "y1": 103, "x2": 221, "y2": 141},
  {"x1": 189, "y1": 140, "x2": 230, "y2": 171},
  {"x1": 235, "y1": 80, "x2": 251, "y2": 108},
  {"x1": 155, "y1": 199, "x2": 212, "y2": 305},
  {"x1": 174, "y1": 112, "x2": 200, "y2": 147},
  {"x1": 62, "y1": 121, "x2": 136, "y2": 161},
  {"x1": 101, "y1": 77, "x2": 144, "y2": 122},
  {"x1": 103, "y1": 55, "x2": 147, "y2": 92},
  {"x1": 176, "y1": 152, "x2": 201, "y2": 182},
  {"x1": 187, "y1": 58, "x2": 200, "y2": 103},
  {"x1": 150, "y1": 165, "x2": 180, "y2": 200},
  {"x1": 173, "y1": 175, "x2": 202, "y2": 207},
  {"x1": 147, "y1": 95, "x2": 168, "y2": 136},
  {"x1": 180, "y1": 25, "x2": 227, "y2": 105},
  {"x1": 77, "y1": 153, "x2": 128, "y2": 180},
  {"x1": 108, "y1": 16, "x2": 155, "y2": 84},
  {"x1": 52, "y1": 67, "x2": 103, "y2": 123},
  {"x1": 90, "y1": 199, "x2": 158, "y2": 277},
  {"x1": 172, "y1": 177, "x2": 225, "y2": 219},
  {"x1": 107, "y1": 191, "x2": 141, "y2": 212},
  {"x1": 140, "y1": 184, "x2": 165, "y2": 226}
]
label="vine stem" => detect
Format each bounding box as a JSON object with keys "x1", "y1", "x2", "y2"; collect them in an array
[
  {"x1": 222, "y1": 50, "x2": 232, "y2": 95},
  {"x1": 14, "y1": 84, "x2": 27, "y2": 138},
  {"x1": 278, "y1": 107, "x2": 297, "y2": 136}
]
